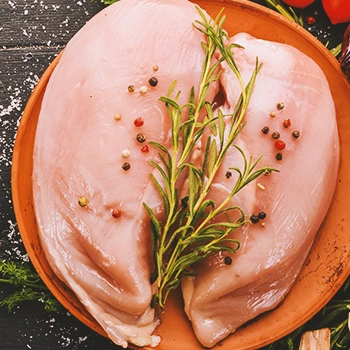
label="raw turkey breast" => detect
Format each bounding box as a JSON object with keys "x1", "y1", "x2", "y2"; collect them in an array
[
  {"x1": 181, "y1": 33, "x2": 339, "y2": 348},
  {"x1": 32, "y1": 0, "x2": 217, "y2": 348}
]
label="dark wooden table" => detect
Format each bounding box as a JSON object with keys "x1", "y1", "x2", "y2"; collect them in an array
[{"x1": 0, "y1": 1, "x2": 347, "y2": 349}]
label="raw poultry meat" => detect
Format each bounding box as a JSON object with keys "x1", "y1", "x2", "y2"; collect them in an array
[
  {"x1": 181, "y1": 33, "x2": 339, "y2": 348},
  {"x1": 32, "y1": 0, "x2": 339, "y2": 348},
  {"x1": 32, "y1": 0, "x2": 217, "y2": 348}
]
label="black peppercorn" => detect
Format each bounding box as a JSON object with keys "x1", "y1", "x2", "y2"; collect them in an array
[
  {"x1": 272, "y1": 131, "x2": 280, "y2": 139},
  {"x1": 136, "y1": 133, "x2": 146, "y2": 143},
  {"x1": 258, "y1": 211, "x2": 267, "y2": 220},
  {"x1": 148, "y1": 77, "x2": 158, "y2": 87},
  {"x1": 225, "y1": 171, "x2": 232, "y2": 179},
  {"x1": 277, "y1": 102, "x2": 284, "y2": 110},
  {"x1": 224, "y1": 256, "x2": 232, "y2": 265},
  {"x1": 250, "y1": 214, "x2": 259, "y2": 224},
  {"x1": 292, "y1": 130, "x2": 300, "y2": 139},
  {"x1": 276, "y1": 153, "x2": 283, "y2": 161},
  {"x1": 122, "y1": 162, "x2": 131, "y2": 171},
  {"x1": 261, "y1": 126, "x2": 269, "y2": 134}
]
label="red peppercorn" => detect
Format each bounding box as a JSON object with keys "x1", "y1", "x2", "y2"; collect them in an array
[
  {"x1": 141, "y1": 145, "x2": 149, "y2": 153},
  {"x1": 306, "y1": 16, "x2": 316, "y2": 25},
  {"x1": 134, "y1": 117, "x2": 144, "y2": 127},
  {"x1": 274, "y1": 140, "x2": 286, "y2": 150},
  {"x1": 283, "y1": 119, "x2": 291, "y2": 128},
  {"x1": 112, "y1": 208, "x2": 121, "y2": 219}
]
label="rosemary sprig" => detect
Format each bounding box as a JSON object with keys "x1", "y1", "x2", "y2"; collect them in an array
[
  {"x1": 144, "y1": 7, "x2": 277, "y2": 310},
  {"x1": 263, "y1": 0, "x2": 304, "y2": 26},
  {"x1": 0, "y1": 260, "x2": 59, "y2": 312},
  {"x1": 330, "y1": 43, "x2": 342, "y2": 57}
]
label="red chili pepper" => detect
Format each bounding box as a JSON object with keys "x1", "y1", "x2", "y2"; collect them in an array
[
  {"x1": 281, "y1": 0, "x2": 315, "y2": 9},
  {"x1": 322, "y1": 0, "x2": 350, "y2": 24}
]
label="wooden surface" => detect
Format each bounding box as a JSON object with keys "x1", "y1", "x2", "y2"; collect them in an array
[{"x1": 0, "y1": 1, "x2": 347, "y2": 349}]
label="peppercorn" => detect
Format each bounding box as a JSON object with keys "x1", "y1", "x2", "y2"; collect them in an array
[
  {"x1": 78, "y1": 196, "x2": 88, "y2": 207},
  {"x1": 136, "y1": 133, "x2": 146, "y2": 143},
  {"x1": 277, "y1": 102, "x2": 284, "y2": 110},
  {"x1": 114, "y1": 113, "x2": 122, "y2": 121},
  {"x1": 271, "y1": 131, "x2": 280, "y2": 139},
  {"x1": 258, "y1": 211, "x2": 267, "y2": 220},
  {"x1": 141, "y1": 145, "x2": 149, "y2": 153},
  {"x1": 261, "y1": 126, "x2": 269, "y2": 134},
  {"x1": 122, "y1": 149, "x2": 130, "y2": 158},
  {"x1": 224, "y1": 256, "x2": 232, "y2": 265},
  {"x1": 283, "y1": 119, "x2": 291, "y2": 128},
  {"x1": 112, "y1": 208, "x2": 121, "y2": 219},
  {"x1": 275, "y1": 139, "x2": 286, "y2": 150},
  {"x1": 225, "y1": 171, "x2": 232, "y2": 179},
  {"x1": 148, "y1": 77, "x2": 158, "y2": 87},
  {"x1": 139, "y1": 86, "x2": 148, "y2": 94},
  {"x1": 292, "y1": 130, "x2": 300, "y2": 139},
  {"x1": 269, "y1": 111, "x2": 276, "y2": 118},
  {"x1": 250, "y1": 214, "x2": 260, "y2": 224},
  {"x1": 134, "y1": 117, "x2": 144, "y2": 127},
  {"x1": 122, "y1": 162, "x2": 131, "y2": 171},
  {"x1": 276, "y1": 153, "x2": 283, "y2": 161},
  {"x1": 128, "y1": 85, "x2": 135, "y2": 93}
]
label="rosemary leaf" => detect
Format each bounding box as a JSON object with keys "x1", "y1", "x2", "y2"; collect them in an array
[
  {"x1": 145, "y1": 7, "x2": 277, "y2": 311},
  {"x1": 264, "y1": 0, "x2": 303, "y2": 26}
]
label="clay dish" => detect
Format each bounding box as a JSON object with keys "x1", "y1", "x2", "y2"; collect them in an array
[{"x1": 12, "y1": 1, "x2": 350, "y2": 349}]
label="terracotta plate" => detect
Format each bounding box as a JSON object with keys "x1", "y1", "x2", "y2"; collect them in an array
[{"x1": 11, "y1": 0, "x2": 350, "y2": 349}]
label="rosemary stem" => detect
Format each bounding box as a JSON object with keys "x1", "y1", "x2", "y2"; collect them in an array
[{"x1": 0, "y1": 278, "x2": 13, "y2": 285}]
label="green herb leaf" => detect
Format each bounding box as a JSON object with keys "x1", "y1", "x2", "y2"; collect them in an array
[
  {"x1": 0, "y1": 260, "x2": 59, "y2": 312},
  {"x1": 144, "y1": 7, "x2": 277, "y2": 311},
  {"x1": 263, "y1": 0, "x2": 303, "y2": 26}
]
